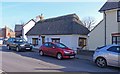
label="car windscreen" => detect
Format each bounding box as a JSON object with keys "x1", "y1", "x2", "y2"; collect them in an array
[
  {"x1": 15, "y1": 38, "x2": 26, "y2": 43},
  {"x1": 55, "y1": 43, "x2": 68, "y2": 48}
]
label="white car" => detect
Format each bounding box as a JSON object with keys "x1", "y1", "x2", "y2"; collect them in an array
[{"x1": 93, "y1": 44, "x2": 120, "y2": 67}]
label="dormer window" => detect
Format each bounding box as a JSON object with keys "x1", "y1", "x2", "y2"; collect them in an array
[{"x1": 118, "y1": 10, "x2": 120, "y2": 22}]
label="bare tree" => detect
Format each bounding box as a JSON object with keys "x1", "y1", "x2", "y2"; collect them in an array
[{"x1": 82, "y1": 17, "x2": 96, "y2": 31}]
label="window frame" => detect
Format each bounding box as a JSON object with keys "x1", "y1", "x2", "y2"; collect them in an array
[
  {"x1": 51, "y1": 38, "x2": 60, "y2": 43},
  {"x1": 32, "y1": 38, "x2": 38, "y2": 46},
  {"x1": 117, "y1": 10, "x2": 120, "y2": 22},
  {"x1": 112, "y1": 36, "x2": 120, "y2": 44},
  {"x1": 78, "y1": 37, "x2": 87, "y2": 48}
]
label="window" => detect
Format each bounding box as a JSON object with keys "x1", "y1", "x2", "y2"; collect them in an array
[
  {"x1": 117, "y1": 10, "x2": 120, "y2": 22},
  {"x1": 78, "y1": 37, "x2": 87, "y2": 48},
  {"x1": 55, "y1": 43, "x2": 67, "y2": 48},
  {"x1": 8, "y1": 38, "x2": 15, "y2": 42},
  {"x1": 51, "y1": 38, "x2": 60, "y2": 43},
  {"x1": 107, "y1": 46, "x2": 120, "y2": 53},
  {"x1": 44, "y1": 43, "x2": 55, "y2": 48},
  {"x1": 44, "y1": 43, "x2": 49, "y2": 47},
  {"x1": 15, "y1": 38, "x2": 26, "y2": 43},
  {"x1": 112, "y1": 36, "x2": 120, "y2": 44},
  {"x1": 32, "y1": 38, "x2": 38, "y2": 46},
  {"x1": 49, "y1": 43, "x2": 55, "y2": 48}
]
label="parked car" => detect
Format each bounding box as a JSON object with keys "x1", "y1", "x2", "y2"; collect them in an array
[
  {"x1": 6, "y1": 37, "x2": 33, "y2": 52},
  {"x1": 3, "y1": 38, "x2": 8, "y2": 45},
  {"x1": 39, "y1": 42, "x2": 76, "y2": 60},
  {"x1": 93, "y1": 44, "x2": 120, "y2": 68}
]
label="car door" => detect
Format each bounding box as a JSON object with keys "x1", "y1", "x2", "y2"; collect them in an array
[
  {"x1": 48, "y1": 43, "x2": 57, "y2": 56},
  {"x1": 107, "y1": 46, "x2": 120, "y2": 67},
  {"x1": 11, "y1": 38, "x2": 16, "y2": 49},
  {"x1": 42, "y1": 43, "x2": 51, "y2": 55},
  {"x1": 8, "y1": 38, "x2": 15, "y2": 48}
]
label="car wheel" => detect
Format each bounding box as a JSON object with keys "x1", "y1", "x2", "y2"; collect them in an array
[
  {"x1": 7, "y1": 45, "x2": 11, "y2": 50},
  {"x1": 16, "y1": 47, "x2": 20, "y2": 52},
  {"x1": 57, "y1": 53, "x2": 62, "y2": 60},
  {"x1": 39, "y1": 50, "x2": 44, "y2": 56},
  {"x1": 96, "y1": 57, "x2": 107, "y2": 68}
]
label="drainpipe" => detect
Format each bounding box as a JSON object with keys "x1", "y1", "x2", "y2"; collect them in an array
[{"x1": 104, "y1": 11, "x2": 107, "y2": 46}]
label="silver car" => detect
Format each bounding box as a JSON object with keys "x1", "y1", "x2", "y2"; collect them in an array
[{"x1": 93, "y1": 44, "x2": 120, "y2": 67}]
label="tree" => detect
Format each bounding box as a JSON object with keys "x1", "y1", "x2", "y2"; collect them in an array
[{"x1": 82, "y1": 17, "x2": 96, "y2": 31}]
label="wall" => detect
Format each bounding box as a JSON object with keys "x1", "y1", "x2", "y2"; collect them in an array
[
  {"x1": 88, "y1": 20, "x2": 105, "y2": 50},
  {"x1": 88, "y1": 9, "x2": 119, "y2": 50},
  {"x1": 23, "y1": 20, "x2": 35, "y2": 40},
  {"x1": 1, "y1": 27, "x2": 15, "y2": 38},
  {"x1": 105, "y1": 9, "x2": 119, "y2": 45},
  {"x1": 27, "y1": 35, "x2": 88, "y2": 50}
]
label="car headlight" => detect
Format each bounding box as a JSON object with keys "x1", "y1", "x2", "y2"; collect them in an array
[
  {"x1": 20, "y1": 44, "x2": 25, "y2": 47},
  {"x1": 64, "y1": 51, "x2": 70, "y2": 54}
]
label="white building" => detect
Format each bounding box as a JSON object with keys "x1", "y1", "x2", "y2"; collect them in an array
[
  {"x1": 15, "y1": 15, "x2": 43, "y2": 40},
  {"x1": 22, "y1": 19, "x2": 36, "y2": 40},
  {"x1": 88, "y1": 1, "x2": 120, "y2": 50},
  {"x1": 26, "y1": 14, "x2": 90, "y2": 50}
]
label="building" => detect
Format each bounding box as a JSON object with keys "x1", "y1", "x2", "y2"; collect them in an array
[
  {"x1": 26, "y1": 14, "x2": 90, "y2": 50},
  {"x1": 0, "y1": 26, "x2": 15, "y2": 39},
  {"x1": 88, "y1": 1, "x2": 120, "y2": 50},
  {"x1": 22, "y1": 19, "x2": 36, "y2": 40},
  {"x1": 15, "y1": 19, "x2": 36, "y2": 40},
  {"x1": 15, "y1": 15, "x2": 41, "y2": 40},
  {"x1": 0, "y1": 26, "x2": 15, "y2": 45},
  {"x1": 15, "y1": 24, "x2": 23, "y2": 37}
]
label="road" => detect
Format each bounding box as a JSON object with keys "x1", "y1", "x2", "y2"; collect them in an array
[{"x1": 0, "y1": 46, "x2": 119, "y2": 72}]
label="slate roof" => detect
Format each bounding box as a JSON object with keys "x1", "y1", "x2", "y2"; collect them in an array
[
  {"x1": 99, "y1": 1, "x2": 120, "y2": 12},
  {"x1": 26, "y1": 14, "x2": 90, "y2": 35}
]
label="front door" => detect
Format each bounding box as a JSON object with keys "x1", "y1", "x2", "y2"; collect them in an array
[{"x1": 41, "y1": 36, "x2": 45, "y2": 44}]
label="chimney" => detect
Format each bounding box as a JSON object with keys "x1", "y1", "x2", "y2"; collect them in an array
[
  {"x1": 35, "y1": 14, "x2": 44, "y2": 22},
  {"x1": 39, "y1": 14, "x2": 44, "y2": 21}
]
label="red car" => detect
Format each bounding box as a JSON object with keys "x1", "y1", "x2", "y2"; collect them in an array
[{"x1": 39, "y1": 42, "x2": 76, "y2": 60}]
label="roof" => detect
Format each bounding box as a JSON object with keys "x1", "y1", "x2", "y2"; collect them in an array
[
  {"x1": 26, "y1": 14, "x2": 90, "y2": 35},
  {"x1": 99, "y1": 1, "x2": 120, "y2": 12},
  {"x1": 23, "y1": 19, "x2": 36, "y2": 27},
  {"x1": 15, "y1": 25, "x2": 23, "y2": 31}
]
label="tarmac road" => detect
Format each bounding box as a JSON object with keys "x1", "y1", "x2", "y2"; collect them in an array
[{"x1": 0, "y1": 46, "x2": 119, "y2": 72}]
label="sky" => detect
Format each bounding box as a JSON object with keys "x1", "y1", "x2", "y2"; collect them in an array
[{"x1": 0, "y1": 0, "x2": 107, "y2": 31}]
